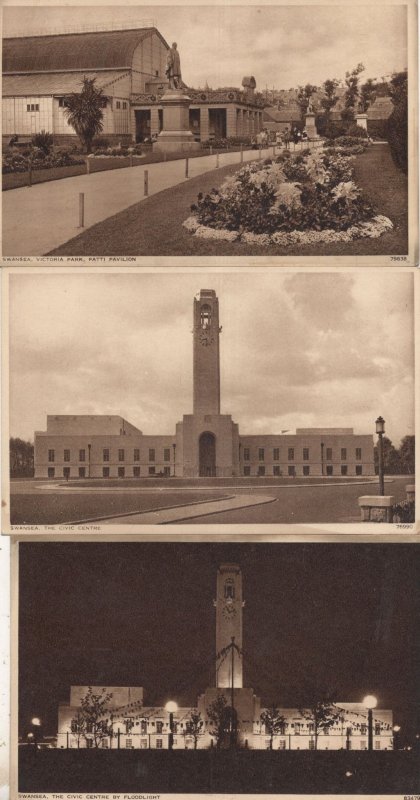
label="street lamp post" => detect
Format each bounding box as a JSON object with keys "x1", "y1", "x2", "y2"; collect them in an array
[
  {"x1": 363, "y1": 695, "x2": 377, "y2": 751},
  {"x1": 31, "y1": 717, "x2": 41, "y2": 750},
  {"x1": 375, "y1": 417, "x2": 385, "y2": 496},
  {"x1": 172, "y1": 444, "x2": 176, "y2": 477},
  {"x1": 165, "y1": 701, "x2": 178, "y2": 750},
  {"x1": 392, "y1": 725, "x2": 401, "y2": 750}
]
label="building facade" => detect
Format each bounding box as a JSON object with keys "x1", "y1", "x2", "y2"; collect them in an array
[
  {"x1": 34, "y1": 289, "x2": 375, "y2": 479},
  {"x1": 56, "y1": 564, "x2": 394, "y2": 750},
  {"x1": 2, "y1": 27, "x2": 264, "y2": 145}
]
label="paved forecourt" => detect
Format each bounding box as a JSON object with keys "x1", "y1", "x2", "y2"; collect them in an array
[{"x1": 3, "y1": 145, "x2": 279, "y2": 257}]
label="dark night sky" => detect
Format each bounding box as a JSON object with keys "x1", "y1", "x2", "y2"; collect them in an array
[{"x1": 19, "y1": 542, "x2": 420, "y2": 743}]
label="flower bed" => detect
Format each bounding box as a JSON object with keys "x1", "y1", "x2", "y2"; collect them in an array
[
  {"x1": 183, "y1": 144, "x2": 393, "y2": 246},
  {"x1": 2, "y1": 147, "x2": 85, "y2": 174}
]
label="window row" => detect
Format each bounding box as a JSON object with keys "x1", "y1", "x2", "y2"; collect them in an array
[
  {"x1": 48, "y1": 448, "x2": 172, "y2": 463},
  {"x1": 243, "y1": 465, "x2": 363, "y2": 476},
  {"x1": 47, "y1": 466, "x2": 172, "y2": 479},
  {"x1": 242, "y1": 447, "x2": 363, "y2": 462}
]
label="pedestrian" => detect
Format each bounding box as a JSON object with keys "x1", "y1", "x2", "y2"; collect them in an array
[
  {"x1": 282, "y1": 126, "x2": 290, "y2": 150},
  {"x1": 301, "y1": 128, "x2": 308, "y2": 143}
]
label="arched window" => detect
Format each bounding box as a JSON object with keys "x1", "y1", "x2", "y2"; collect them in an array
[
  {"x1": 200, "y1": 304, "x2": 211, "y2": 329},
  {"x1": 224, "y1": 579, "x2": 235, "y2": 599}
]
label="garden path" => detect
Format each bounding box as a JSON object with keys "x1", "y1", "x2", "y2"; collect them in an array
[{"x1": 3, "y1": 145, "x2": 279, "y2": 257}]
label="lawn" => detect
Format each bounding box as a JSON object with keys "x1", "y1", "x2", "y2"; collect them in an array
[
  {"x1": 10, "y1": 490, "x2": 227, "y2": 525},
  {"x1": 49, "y1": 143, "x2": 408, "y2": 257}
]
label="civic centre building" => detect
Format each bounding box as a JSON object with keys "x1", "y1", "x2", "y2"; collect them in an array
[
  {"x1": 34, "y1": 290, "x2": 375, "y2": 479},
  {"x1": 2, "y1": 25, "x2": 265, "y2": 144},
  {"x1": 56, "y1": 564, "x2": 393, "y2": 750}
]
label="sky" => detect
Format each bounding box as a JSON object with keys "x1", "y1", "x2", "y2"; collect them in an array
[
  {"x1": 19, "y1": 542, "x2": 420, "y2": 740},
  {"x1": 9, "y1": 271, "x2": 414, "y2": 447},
  {"x1": 3, "y1": 4, "x2": 408, "y2": 90}
]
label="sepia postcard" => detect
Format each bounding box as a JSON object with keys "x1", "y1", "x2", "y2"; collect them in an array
[
  {"x1": 5, "y1": 537, "x2": 420, "y2": 799},
  {"x1": 2, "y1": 265, "x2": 418, "y2": 536},
  {"x1": 1, "y1": 0, "x2": 418, "y2": 266}
]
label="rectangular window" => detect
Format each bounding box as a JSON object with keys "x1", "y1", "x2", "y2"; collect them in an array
[
  {"x1": 303, "y1": 465, "x2": 310, "y2": 476},
  {"x1": 103, "y1": 467, "x2": 110, "y2": 478},
  {"x1": 258, "y1": 448, "x2": 265, "y2": 461},
  {"x1": 295, "y1": 723, "x2": 300, "y2": 734},
  {"x1": 156, "y1": 738, "x2": 163, "y2": 749},
  {"x1": 101, "y1": 739, "x2": 109, "y2": 748},
  {"x1": 278, "y1": 739, "x2": 286, "y2": 750},
  {"x1": 63, "y1": 467, "x2": 70, "y2": 479},
  {"x1": 141, "y1": 721, "x2": 147, "y2": 734},
  {"x1": 326, "y1": 465, "x2": 333, "y2": 476},
  {"x1": 273, "y1": 465, "x2": 280, "y2": 476},
  {"x1": 149, "y1": 449, "x2": 155, "y2": 462},
  {"x1": 133, "y1": 448, "x2": 140, "y2": 462},
  {"x1": 360, "y1": 724, "x2": 367, "y2": 735},
  {"x1": 288, "y1": 448, "x2": 294, "y2": 460},
  {"x1": 243, "y1": 447, "x2": 250, "y2": 461},
  {"x1": 360, "y1": 740, "x2": 367, "y2": 750},
  {"x1": 125, "y1": 739, "x2": 133, "y2": 748},
  {"x1": 303, "y1": 448, "x2": 309, "y2": 460},
  {"x1": 326, "y1": 447, "x2": 332, "y2": 461},
  {"x1": 341, "y1": 465, "x2": 348, "y2": 476},
  {"x1": 47, "y1": 467, "x2": 55, "y2": 478},
  {"x1": 133, "y1": 466, "x2": 140, "y2": 477},
  {"x1": 163, "y1": 466, "x2": 170, "y2": 476},
  {"x1": 156, "y1": 722, "x2": 163, "y2": 734},
  {"x1": 149, "y1": 466, "x2": 156, "y2": 475},
  {"x1": 341, "y1": 448, "x2": 347, "y2": 460},
  {"x1": 356, "y1": 465, "x2": 363, "y2": 476},
  {"x1": 118, "y1": 449, "x2": 125, "y2": 461},
  {"x1": 103, "y1": 448, "x2": 109, "y2": 462},
  {"x1": 79, "y1": 467, "x2": 86, "y2": 478},
  {"x1": 375, "y1": 724, "x2": 381, "y2": 736},
  {"x1": 26, "y1": 103, "x2": 39, "y2": 112},
  {"x1": 79, "y1": 449, "x2": 85, "y2": 462},
  {"x1": 243, "y1": 465, "x2": 251, "y2": 476},
  {"x1": 63, "y1": 449, "x2": 70, "y2": 462},
  {"x1": 375, "y1": 741, "x2": 381, "y2": 750},
  {"x1": 258, "y1": 465, "x2": 265, "y2": 476},
  {"x1": 288, "y1": 465, "x2": 295, "y2": 476},
  {"x1": 123, "y1": 101, "x2": 127, "y2": 109},
  {"x1": 140, "y1": 738, "x2": 148, "y2": 748},
  {"x1": 355, "y1": 448, "x2": 362, "y2": 460},
  {"x1": 309, "y1": 739, "x2": 315, "y2": 750},
  {"x1": 86, "y1": 738, "x2": 93, "y2": 748},
  {"x1": 48, "y1": 449, "x2": 55, "y2": 462},
  {"x1": 118, "y1": 466, "x2": 125, "y2": 478},
  {"x1": 164, "y1": 448, "x2": 170, "y2": 462},
  {"x1": 273, "y1": 448, "x2": 280, "y2": 461},
  {"x1": 116, "y1": 100, "x2": 121, "y2": 109},
  {"x1": 308, "y1": 723, "x2": 314, "y2": 733}
]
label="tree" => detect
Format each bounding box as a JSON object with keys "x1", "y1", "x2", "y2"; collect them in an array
[
  {"x1": 70, "y1": 710, "x2": 87, "y2": 748},
  {"x1": 359, "y1": 79, "x2": 377, "y2": 113},
  {"x1": 64, "y1": 78, "x2": 105, "y2": 153},
  {"x1": 320, "y1": 79, "x2": 339, "y2": 119},
  {"x1": 297, "y1": 83, "x2": 318, "y2": 121},
  {"x1": 260, "y1": 705, "x2": 287, "y2": 750},
  {"x1": 206, "y1": 693, "x2": 236, "y2": 749},
  {"x1": 298, "y1": 685, "x2": 341, "y2": 750},
  {"x1": 71, "y1": 687, "x2": 113, "y2": 748},
  {"x1": 374, "y1": 436, "x2": 401, "y2": 475},
  {"x1": 342, "y1": 63, "x2": 365, "y2": 122},
  {"x1": 398, "y1": 435, "x2": 415, "y2": 474},
  {"x1": 185, "y1": 710, "x2": 204, "y2": 749},
  {"x1": 10, "y1": 437, "x2": 34, "y2": 477},
  {"x1": 387, "y1": 69, "x2": 408, "y2": 173}
]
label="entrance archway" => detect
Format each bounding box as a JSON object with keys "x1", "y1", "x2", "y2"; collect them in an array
[{"x1": 199, "y1": 432, "x2": 216, "y2": 477}]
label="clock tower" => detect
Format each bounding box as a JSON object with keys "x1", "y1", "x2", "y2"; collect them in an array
[
  {"x1": 193, "y1": 289, "x2": 221, "y2": 417},
  {"x1": 214, "y1": 564, "x2": 244, "y2": 689}
]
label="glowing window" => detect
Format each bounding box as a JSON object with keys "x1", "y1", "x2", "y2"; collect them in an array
[{"x1": 200, "y1": 304, "x2": 211, "y2": 328}]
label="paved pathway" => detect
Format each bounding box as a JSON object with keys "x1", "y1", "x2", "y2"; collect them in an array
[
  {"x1": 75, "y1": 493, "x2": 277, "y2": 525},
  {"x1": 3, "y1": 145, "x2": 279, "y2": 257}
]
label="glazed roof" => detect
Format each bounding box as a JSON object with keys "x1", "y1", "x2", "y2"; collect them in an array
[
  {"x1": 3, "y1": 27, "x2": 168, "y2": 73},
  {"x1": 2, "y1": 70, "x2": 129, "y2": 96}
]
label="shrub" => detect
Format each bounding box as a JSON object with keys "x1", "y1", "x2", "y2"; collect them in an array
[
  {"x1": 367, "y1": 120, "x2": 388, "y2": 140},
  {"x1": 201, "y1": 135, "x2": 252, "y2": 149},
  {"x1": 93, "y1": 136, "x2": 110, "y2": 149},
  {"x1": 392, "y1": 500, "x2": 415, "y2": 523},
  {"x1": 387, "y1": 98, "x2": 407, "y2": 173},
  {"x1": 32, "y1": 130, "x2": 53, "y2": 154}
]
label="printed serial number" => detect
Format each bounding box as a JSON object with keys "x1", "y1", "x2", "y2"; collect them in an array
[
  {"x1": 390, "y1": 256, "x2": 408, "y2": 261},
  {"x1": 404, "y1": 795, "x2": 420, "y2": 800},
  {"x1": 396, "y1": 524, "x2": 414, "y2": 529}
]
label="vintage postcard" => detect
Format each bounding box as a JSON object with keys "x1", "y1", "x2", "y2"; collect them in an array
[
  {"x1": 1, "y1": 0, "x2": 418, "y2": 266},
  {"x1": 6, "y1": 537, "x2": 420, "y2": 799},
  {"x1": 2, "y1": 265, "x2": 417, "y2": 535}
]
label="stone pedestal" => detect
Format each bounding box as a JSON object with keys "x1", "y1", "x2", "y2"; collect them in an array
[
  {"x1": 153, "y1": 89, "x2": 200, "y2": 153},
  {"x1": 358, "y1": 495, "x2": 395, "y2": 522},
  {"x1": 355, "y1": 113, "x2": 368, "y2": 131},
  {"x1": 406, "y1": 484, "x2": 415, "y2": 502},
  {"x1": 305, "y1": 112, "x2": 318, "y2": 140}
]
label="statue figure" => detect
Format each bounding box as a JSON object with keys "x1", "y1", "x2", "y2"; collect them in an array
[
  {"x1": 307, "y1": 100, "x2": 314, "y2": 114},
  {"x1": 166, "y1": 42, "x2": 182, "y2": 90}
]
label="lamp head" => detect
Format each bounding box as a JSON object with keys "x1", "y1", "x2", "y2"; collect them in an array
[
  {"x1": 31, "y1": 717, "x2": 41, "y2": 726},
  {"x1": 165, "y1": 701, "x2": 178, "y2": 713},
  {"x1": 375, "y1": 416, "x2": 385, "y2": 434},
  {"x1": 363, "y1": 695, "x2": 378, "y2": 709}
]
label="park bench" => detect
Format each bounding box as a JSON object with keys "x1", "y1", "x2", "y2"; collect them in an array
[{"x1": 8, "y1": 135, "x2": 33, "y2": 148}]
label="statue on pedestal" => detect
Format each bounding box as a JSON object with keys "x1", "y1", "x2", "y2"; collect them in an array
[{"x1": 166, "y1": 43, "x2": 182, "y2": 90}]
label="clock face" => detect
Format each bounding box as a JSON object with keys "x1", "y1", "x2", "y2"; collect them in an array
[
  {"x1": 222, "y1": 604, "x2": 237, "y2": 620},
  {"x1": 199, "y1": 330, "x2": 214, "y2": 347}
]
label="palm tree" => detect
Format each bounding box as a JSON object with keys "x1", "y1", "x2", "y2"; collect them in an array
[{"x1": 64, "y1": 77, "x2": 105, "y2": 153}]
